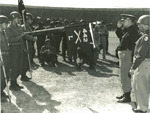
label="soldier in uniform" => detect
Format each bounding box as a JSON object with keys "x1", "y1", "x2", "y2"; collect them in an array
[
  {"x1": 5, "y1": 11, "x2": 25, "y2": 90},
  {"x1": 98, "y1": 21, "x2": 109, "y2": 59},
  {"x1": 40, "y1": 39, "x2": 57, "y2": 67},
  {"x1": 62, "y1": 19, "x2": 69, "y2": 61},
  {"x1": 116, "y1": 14, "x2": 141, "y2": 103},
  {"x1": 0, "y1": 15, "x2": 10, "y2": 102},
  {"x1": 35, "y1": 19, "x2": 46, "y2": 63},
  {"x1": 21, "y1": 13, "x2": 37, "y2": 81},
  {"x1": 25, "y1": 13, "x2": 35, "y2": 64},
  {"x1": 129, "y1": 15, "x2": 150, "y2": 113}
]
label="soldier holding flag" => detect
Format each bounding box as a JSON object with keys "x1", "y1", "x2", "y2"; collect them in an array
[
  {"x1": 21, "y1": 13, "x2": 37, "y2": 81},
  {"x1": 5, "y1": 11, "x2": 25, "y2": 90}
]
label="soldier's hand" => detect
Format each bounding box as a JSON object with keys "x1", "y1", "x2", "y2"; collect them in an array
[
  {"x1": 128, "y1": 69, "x2": 134, "y2": 78},
  {"x1": 32, "y1": 37, "x2": 37, "y2": 42},
  {"x1": 21, "y1": 32, "x2": 27, "y2": 37}
]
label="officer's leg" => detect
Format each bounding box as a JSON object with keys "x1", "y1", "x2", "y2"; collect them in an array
[{"x1": 134, "y1": 63, "x2": 150, "y2": 112}]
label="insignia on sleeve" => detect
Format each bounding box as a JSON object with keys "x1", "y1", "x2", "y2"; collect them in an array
[{"x1": 144, "y1": 36, "x2": 148, "y2": 41}]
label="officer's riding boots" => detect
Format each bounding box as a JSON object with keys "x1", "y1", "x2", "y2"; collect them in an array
[{"x1": 117, "y1": 91, "x2": 131, "y2": 103}]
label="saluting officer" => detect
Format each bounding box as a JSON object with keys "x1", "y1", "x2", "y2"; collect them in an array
[
  {"x1": 21, "y1": 13, "x2": 36, "y2": 81},
  {"x1": 116, "y1": 14, "x2": 141, "y2": 103},
  {"x1": 0, "y1": 15, "x2": 10, "y2": 102},
  {"x1": 5, "y1": 11, "x2": 25, "y2": 90},
  {"x1": 129, "y1": 15, "x2": 150, "y2": 113}
]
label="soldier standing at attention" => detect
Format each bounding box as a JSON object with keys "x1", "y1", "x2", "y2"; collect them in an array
[
  {"x1": 116, "y1": 14, "x2": 141, "y2": 103},
  {"x1": 20, "y1": 13, "x2": 37, "y2": 81},
  {"x1": 129, "y1": 15, "x2": 150, "y2": 113},
  {"x1": 98, "y1": 21, "x2": 108, "y2": 60},
  {"x1": 0, "y1": 15, "x2": 10, "y2": 102},
  {"x1": 35, "y1": 20, "x2": 46, "y2": 63},
  {"x1": 5, "y1": 11, "x2": 25, "y2": 90}
]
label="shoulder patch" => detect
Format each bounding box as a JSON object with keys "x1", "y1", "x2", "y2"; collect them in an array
[{"x1": 144, "y1": 36, "x2": 149, "y2": 41}]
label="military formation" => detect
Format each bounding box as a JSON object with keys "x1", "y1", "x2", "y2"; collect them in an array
[{"x1": 0, "y1": 10, "x2": 150, "y2": 113}]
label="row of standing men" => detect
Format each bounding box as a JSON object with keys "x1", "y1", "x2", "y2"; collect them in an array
[{"x1": 115, "y1": 14, "x2": 150, "y2": 113}]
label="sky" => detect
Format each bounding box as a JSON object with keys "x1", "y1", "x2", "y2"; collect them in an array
[{"x1": 0, "y1": 0, "x2": 150, "y2": 8}]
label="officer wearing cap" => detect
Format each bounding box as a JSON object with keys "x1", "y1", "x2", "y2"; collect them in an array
[
  {"x1": 129, "y1": 15, "x2": 150, "y2": 113},
  {"x1": 20, "y1": 12, "x2": 36, "y2": 81},
  {"x1": 0, "y1": 15, "x2": 10, "y2": 102},
  {"x1": 116, "y1": 14, "x2": 141, "y2": 103},
  {"x1": 5, "y1": 11, "x2": 25, "y2": 90}
]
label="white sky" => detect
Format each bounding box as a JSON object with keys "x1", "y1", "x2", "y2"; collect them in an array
[{"x1": 0, "y1": 0, "x2": 150, "y2": 8}]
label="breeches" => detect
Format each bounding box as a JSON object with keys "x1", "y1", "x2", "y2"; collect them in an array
[{"x1": 118, "y1": 50, "x2": 132, "y2": 93}]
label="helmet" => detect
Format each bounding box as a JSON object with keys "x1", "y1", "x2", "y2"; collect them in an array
[
  {"x1": 137, "y1": 15, "x2": 150, "y2": 25},
  {"x1": 0, "y1": 15, "x2": 9, "y2": 24},
  {"x1": 26, "y1": 13, "x2": 34, "y2": 20},
  {"x1": 10, "y1": 11, "x2": 21, "y2": 20}
]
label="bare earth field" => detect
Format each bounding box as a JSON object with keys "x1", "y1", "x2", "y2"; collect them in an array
[{"x1": 1, "y1": 31, "x2": 150, "y2": 113}]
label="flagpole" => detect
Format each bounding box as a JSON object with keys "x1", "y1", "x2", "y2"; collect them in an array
[
  {"x1": 22, "y1": 10, "x2": 32, "y2": 79},
  {"x1": 89, "y1": 23, "x2": 96, "y2": 48}
]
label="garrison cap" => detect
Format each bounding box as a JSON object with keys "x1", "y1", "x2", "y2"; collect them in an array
[
  {"x1": 26, "y1": 13, "x2": 34, "y2": 20},
  {"x1": 10, "y1": 11, "x2": 21, "y2": 20},
  {"x1": 137, "y1": 15, "x2": 150, "y2": 25},
  {"x1": 0, "y1": 15, "x2": 9, "y2": 24},
  {"x1": 121, "y1": 14, "x2": 136, "y2": 21}
]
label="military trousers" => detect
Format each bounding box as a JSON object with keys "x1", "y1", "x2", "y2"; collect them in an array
[
  {"x1": 118, "y1": 50, "x2": 132, "y2": 93},
  {"x1": 99, "y1": 36, "x2": 107, "y2": 59},
  {"x1": 1, "y1": 54, "x2": 10, "y2": 92},
  {"x1": 9, "y1": 45, "x2": 23, "y2": 81},
  {"x1": 21, "y1": 51, "x2": 29, "y2": 76},
  {"x1": 133, "y1": 59, "x2": 150, "y2": 112}
]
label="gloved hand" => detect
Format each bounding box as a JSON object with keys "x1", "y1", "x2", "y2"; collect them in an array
[{"x1": 128, "y1": 69, "x2": 134, "y2": 78}]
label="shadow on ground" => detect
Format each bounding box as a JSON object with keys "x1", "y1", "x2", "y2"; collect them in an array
[{"x1": 8, "y1": 81, "x2": 61, "y2": 113}]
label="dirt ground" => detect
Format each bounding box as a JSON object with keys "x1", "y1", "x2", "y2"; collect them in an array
[{"x1": 1, "y1": 31, "x2": 150, "y2": 113}]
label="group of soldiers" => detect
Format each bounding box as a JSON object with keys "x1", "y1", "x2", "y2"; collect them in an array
[
  {"x1": 0, "y1": 10, "x2": 150, "y2": 113},
  {"x1": 115, "y1": 14, "x2": 150, "y2": 113}
]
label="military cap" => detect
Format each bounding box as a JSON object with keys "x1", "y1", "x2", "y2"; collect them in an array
[
  {"x1": 0, "y1": 15, "x2": 9, "y2": 24},
  {"x1": 26, "y1": 13, "x2": 34, "y2": 20},
  {"x1": 137, "y1": 15, "x2": 150, "y2": 25},
  {"x1": 121, "y1": 14, "x2": 136, "y2": 21},
  {"x1": 10, "y1": 11, "x2": 21, "y2": 20}
]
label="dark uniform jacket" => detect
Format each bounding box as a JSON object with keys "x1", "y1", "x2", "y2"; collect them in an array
[
  {"x1": 118, "y1": 25, "x2": 141, "y2": 53},
  {"x1": 131, "y1": 30, "x2": 150, "y2": 70}
]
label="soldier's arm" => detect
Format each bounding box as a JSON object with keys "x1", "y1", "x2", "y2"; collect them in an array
[
  {"x1": 131, "y1": 37, "x2": 149, "y2": 70},
  {"x1": 22, "y1": 34, "x2": 36, "y2": 42},
  {"x1": 5, "y1": 28, "x2": 25, "y2": 43}
]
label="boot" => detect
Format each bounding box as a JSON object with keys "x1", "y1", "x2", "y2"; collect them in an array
[
  {"x1": 10, "y1": 81, "x2": 23, "y2": 91},
  {"x1": 21, "y1": 75, "x2": 31, "y2": 82},
  {"x1": 117, "y1": 91, "x2": 131, "y2": 103},
  {"x1": 116, "y1": 94, "x2": 125, "y2": 99}
]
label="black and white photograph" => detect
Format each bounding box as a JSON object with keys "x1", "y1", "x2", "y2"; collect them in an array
[{"x1": 0, "y1": 0, "x2": 150, "y2": 113}]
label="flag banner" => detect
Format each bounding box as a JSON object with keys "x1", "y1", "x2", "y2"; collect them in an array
[
  {"x1": 65, "y1": 23, "x2": 95, "y2": 64},
  {"x1": 18, "y1": 0, "x2": 26, "y2": 22}
]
